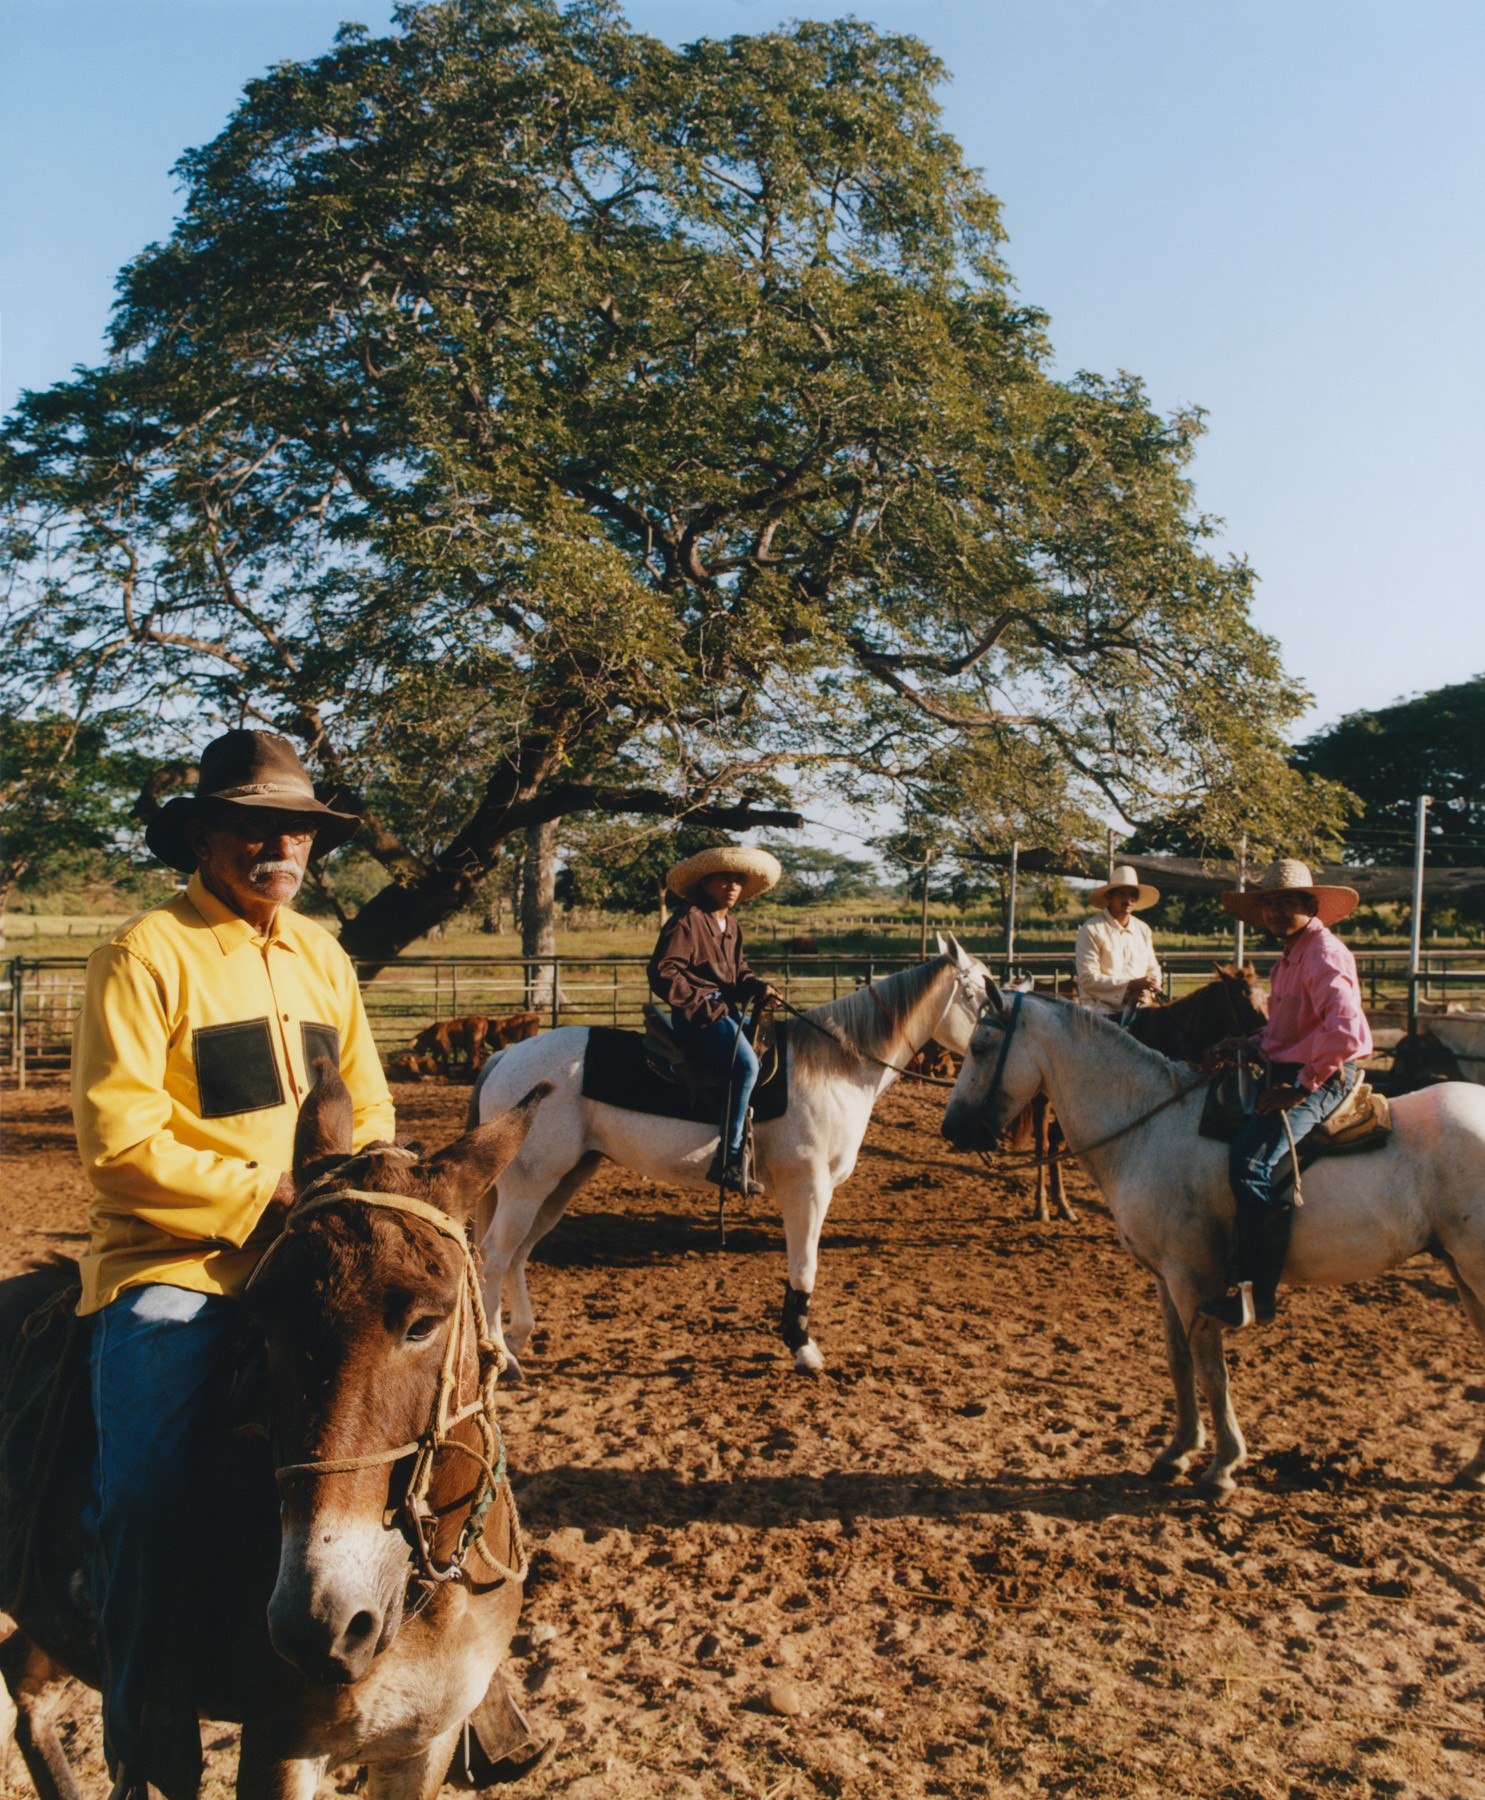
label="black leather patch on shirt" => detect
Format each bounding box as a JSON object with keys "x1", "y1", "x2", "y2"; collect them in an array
[
  {"x1": 302, "y1": 1021, "x2": 341, "y2": 1076},
  {"x1": 193, "y1": 1018, "x2": 285, "y2": 1118}
]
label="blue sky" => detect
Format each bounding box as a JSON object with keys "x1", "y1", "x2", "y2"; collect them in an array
[{"x1": 3, "y1": 0, "x2": 1483, "y2": 748}]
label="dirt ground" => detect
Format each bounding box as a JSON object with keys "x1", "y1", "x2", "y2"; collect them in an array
[{"x1": 3, "y1": 1076, "x2": 1484, "y2": 1800}]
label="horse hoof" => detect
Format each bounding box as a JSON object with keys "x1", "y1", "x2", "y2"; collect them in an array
[
  {"x1": 501, "y1": 1352, "x2": 527, "y2": 1386},
  {"x1": 1194, "y1": 1472, "x2": 1238, "y2": 1501},
  {"x1": 1448, "y1": 1465, "x2": 1485, "y2": 1491},
  {"x1": 1147, "y1": 1456, "x2": 1187, "y2": 1484},
  {"x1": 793, "y1": 1340, "x2": 825, "y2": 1376}
]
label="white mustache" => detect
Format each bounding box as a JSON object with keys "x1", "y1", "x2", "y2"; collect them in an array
[{"x1": 249, "y1": 859, "x2": 303, "y2": 884}]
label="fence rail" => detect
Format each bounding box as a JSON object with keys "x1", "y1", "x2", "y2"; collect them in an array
[{"x1": 7, "y1": 946, "x2": 1485, "y2": 1088}]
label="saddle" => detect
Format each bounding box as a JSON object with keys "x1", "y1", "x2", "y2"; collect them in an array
[
  {"x1": 641, "y1": 1004, "x2": 779, "y2": 1113},
  {"x1": 1199, "y1": 1067, "x2": 1392, "y2": 1161}
]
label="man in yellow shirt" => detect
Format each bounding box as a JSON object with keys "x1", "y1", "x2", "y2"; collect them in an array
[{"x1": 71, "y1": 729, "x2": 393, "y2": 1799}]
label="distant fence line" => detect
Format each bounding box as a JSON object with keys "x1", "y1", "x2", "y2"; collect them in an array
[{"x1": 6, "y1": 949, "x2": 1485, "y2": 1088}]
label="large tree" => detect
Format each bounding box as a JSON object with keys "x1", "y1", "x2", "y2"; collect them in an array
[
  {"x1": 1, "y1": 0, "x2": 1327, "y2": 966},
  {"x1": 1294, "y1": 676, "x2": 1485, "y2": 868}
]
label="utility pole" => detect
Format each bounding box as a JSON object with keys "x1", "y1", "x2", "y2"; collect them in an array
[
  {"x1": 918, "y1": 844, "x2": 933, "y2": 960},
  {"x1": 1408, "y1": 794, "x2": 1432, "y2": 1036},
  {"x1": 1006, "y1": 839, "x2": 1020, "y2": 970},
  {"x1": 1234, "y1": 831, "x2": 1247, "y2": 968}
]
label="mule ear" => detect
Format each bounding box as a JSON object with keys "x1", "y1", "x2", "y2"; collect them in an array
[
  {"x1": 293, "y1": 1058, "x2": 355, "y2": 1181},
  {"x1": 422, "y1": 1081, "x2": 553, "y2": 1223}
]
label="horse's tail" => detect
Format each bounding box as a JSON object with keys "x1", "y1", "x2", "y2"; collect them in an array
[{"x1": 466, "y1": 1049, "x2": 507, "y2": 1130}]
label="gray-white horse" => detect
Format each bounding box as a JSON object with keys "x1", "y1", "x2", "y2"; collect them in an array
[
  {"x1": 469, "y1": 939, "x2": 987, "y2": 1376},
  {"x1": 940, "y1": 984, "x2": 1485, "y2": 1495}
]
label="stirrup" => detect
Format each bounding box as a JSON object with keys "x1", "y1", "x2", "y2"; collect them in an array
[
  {"x1": 705, "y1": 1147, "x2": 761, "y2": 1197},
  {"x1": 1199, "y1": 1280, "x2": 1256, "y2": 1330}
]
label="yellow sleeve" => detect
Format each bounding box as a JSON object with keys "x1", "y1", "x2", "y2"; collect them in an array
[
  {"x1": 337, "y1": 960, "x2": 396, "y2": 1149},
  {"x1": 71, "y1": 944, "x2": 279, "y2": 1247}
]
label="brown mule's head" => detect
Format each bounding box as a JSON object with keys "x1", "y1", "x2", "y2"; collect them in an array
[{"x1": 246, "y1": 1061, "x2": 548, "y2": 1685}]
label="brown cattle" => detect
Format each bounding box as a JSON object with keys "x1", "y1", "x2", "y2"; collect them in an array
[{"x1": 409, "y1": 1015, "x2": 490, "y2": 1070}]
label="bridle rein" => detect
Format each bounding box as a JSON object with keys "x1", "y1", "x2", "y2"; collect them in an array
[{"x1": 245, "y1": 1154, "x2": 525, "y2": 1592}]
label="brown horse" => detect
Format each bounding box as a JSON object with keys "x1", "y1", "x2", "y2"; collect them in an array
[
  {"x1": 0, "y1": 1068, "x2": 550, "y2": 1800},
  {"x1": 998, "y1": 964, "x2": 1267, "y2": 1222}
]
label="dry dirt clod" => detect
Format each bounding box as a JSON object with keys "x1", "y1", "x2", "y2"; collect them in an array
[{"x1": 751, "y1": 1681, "x2": 806, "y2": 1717}]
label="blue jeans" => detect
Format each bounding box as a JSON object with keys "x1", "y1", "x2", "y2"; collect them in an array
[
  {"x1": 89, "y1": 1286, "x2": 239, "y2": 1780},
  {"x1": 670, "y1": 1008, "x2": 760, "y2": 1156},
  {"x1": 1228, "y1": 1063, "x2": 1359, "y2": 1213}
]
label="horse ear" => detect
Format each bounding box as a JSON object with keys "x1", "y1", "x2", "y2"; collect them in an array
[
  {"x1": 935, "y1": 931, "x2": 949, "y2": 956},
  {"x1": 942, "y1": 930, "x2": 972, "y2": 970},
  {"x1": 421, "y1": 1081, "x2": 553, "y2": 1223},
  {"x1": 293, "y1": 1058, "x2": 355, "y2": 1181},
  {"x1": 982, "y1": 981, "x2": 1008, "y2": 1017}
]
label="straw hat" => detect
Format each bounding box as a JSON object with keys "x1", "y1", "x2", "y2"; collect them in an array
[
  {"x1": 666, "y1": 845, "x2": 782, "y2": 904},
  {"x1": 1088, "y1": 864, "x2": 1160, "y2": 911},
  {"x1": 1221, "y1": 858, "x2": 1359, "y2": 928},
  {"x1": 145, "y1": 730, "x2": 361, "y2": 873}
]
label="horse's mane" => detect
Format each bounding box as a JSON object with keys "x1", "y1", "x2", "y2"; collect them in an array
[
  {"x1": 1034, "y1": 991, "x2": 1196, "y2": 1087},
  {"x1": 791, "y1": 955, "x2": 953, "y2": 1083}
]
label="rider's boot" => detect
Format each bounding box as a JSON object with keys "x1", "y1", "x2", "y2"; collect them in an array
[
  {"x1": 705, "y1": 1142, "x2": 763, "y2": 1196},
  {"x1": 1247, "y1": 1203, "x2": 1294, "y2": 1325},
  {"x1": 1200, "y1": 1204, "x2": 1292, "y2": 1329}
]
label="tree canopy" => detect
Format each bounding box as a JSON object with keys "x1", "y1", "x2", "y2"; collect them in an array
[
  {"x1": 1294, "y1": 676, "x2": 1485, "y2": 868},
  {"x1": 1, "y1": 0, "x2": 1334, "y2": 963}
]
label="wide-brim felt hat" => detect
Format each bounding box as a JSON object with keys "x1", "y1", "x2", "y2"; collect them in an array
[
  {"x1": 666, "y1": 845, "x2": 782, "y2": 904},
  {"x1": 144, "y1": 729, "x2": 362, "y2": 873},
  {"x1": 1088, "y1": 864, "x2": 1160, "y2": 911},
  {"x1": 1221, "y1": 858, "x2": 1359, "y2": 928}
]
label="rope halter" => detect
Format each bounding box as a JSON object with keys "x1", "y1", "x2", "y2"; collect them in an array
[{"x1": 245, "y1": 1154, "x2": 526, "y2": 1592}]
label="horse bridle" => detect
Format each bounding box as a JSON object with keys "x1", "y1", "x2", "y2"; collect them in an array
[
  {"x1": 245, "y1": 1152, "x2": 526, "y2": 1592},
  {"x1": 969, "y1": 989, "x2": 1027, "y2": 1133}
]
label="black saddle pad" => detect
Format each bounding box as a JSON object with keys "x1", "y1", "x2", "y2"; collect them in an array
[{"x1": 582, "y1": 1024, "x2": 789, "y2": 1126}]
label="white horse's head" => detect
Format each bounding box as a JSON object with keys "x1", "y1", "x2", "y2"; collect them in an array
[
  {"x1": 940, "y1": 979, "x2": 1046, "y2": 1148},
  {"x1": 933, "y1": 931, "x2": 993, "y2": 1054}
]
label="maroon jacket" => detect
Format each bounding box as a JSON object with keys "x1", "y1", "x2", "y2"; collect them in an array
[{"x1": 648, "y1": 903, "x2": 766, "y2": 1027}]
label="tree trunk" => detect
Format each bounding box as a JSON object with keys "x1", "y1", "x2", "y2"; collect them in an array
[
  {"x1": 521, "y1": 821, "x2": 566, "y2": 1012},
  {"x1": 657, "y1": 877, "x2": 669, "y2": 938}
]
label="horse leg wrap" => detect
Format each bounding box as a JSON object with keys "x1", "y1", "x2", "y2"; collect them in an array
[{"x1": 781, "y1": 1282, "x2": 811, "y2": 1351}]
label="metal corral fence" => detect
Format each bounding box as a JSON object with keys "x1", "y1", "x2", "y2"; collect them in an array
[{"x1": 8, "y1": 948, "x2": 1485, "y2": 1089}]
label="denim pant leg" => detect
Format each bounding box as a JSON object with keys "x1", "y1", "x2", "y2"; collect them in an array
[
  {"x1": 1228, "y1": 1065, "x2": 1357, "y2": 1212},
  {"x1": 89, "y1": 1286, "x2": 239, "y2": 1775},
  {"x1": 671, "y1": 1011, "x2": 761, "y2": 1156}
]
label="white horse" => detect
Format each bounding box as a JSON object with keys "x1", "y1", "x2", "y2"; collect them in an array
[
  {"x1": 468, "y1": 938, "x2": 987, "y2": 1376},
  {"x1": 940, "y1": 984, "x2": 1485, "y2": 1496}
]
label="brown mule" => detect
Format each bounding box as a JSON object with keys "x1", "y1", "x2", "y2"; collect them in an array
[{"x1": 0, "y1": 1066, "x2": 551, "y2": 1800}]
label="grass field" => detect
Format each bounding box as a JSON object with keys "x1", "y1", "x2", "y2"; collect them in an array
[{"x1": 0, "y1": 904, "x2": 1473, "y2": 965}]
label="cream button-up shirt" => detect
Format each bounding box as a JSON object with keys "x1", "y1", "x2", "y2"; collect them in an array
[{"x1": 1074, "y1": 910, "x2": 1163, "y2": 1015}]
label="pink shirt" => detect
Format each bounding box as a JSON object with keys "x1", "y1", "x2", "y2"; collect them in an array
[{"x1": 1256, "y1": 917, "x2": 1373, "y2": 1090}]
